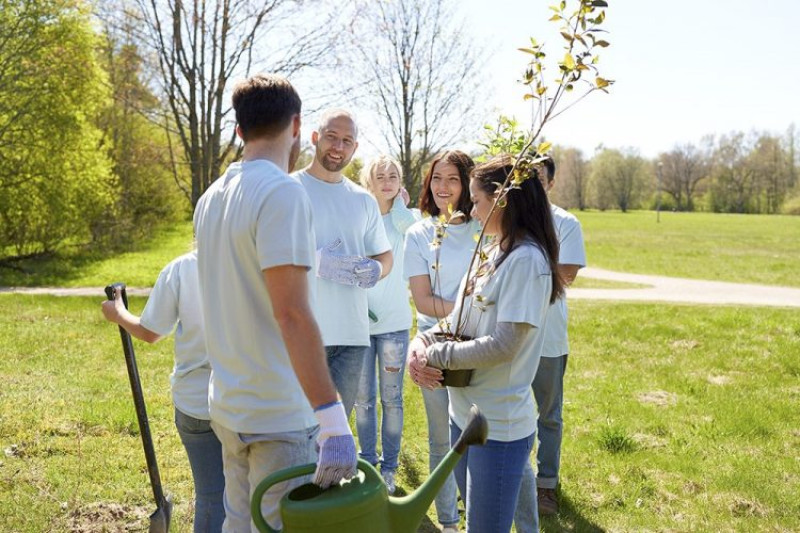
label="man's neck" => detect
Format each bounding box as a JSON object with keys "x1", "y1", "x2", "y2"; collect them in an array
[
  {"x1": 242, "y1": 141, "x2": 289, "y2": 172},
  {"x1": 306, "y1": 160, "x2": 344, "y2": 184}
]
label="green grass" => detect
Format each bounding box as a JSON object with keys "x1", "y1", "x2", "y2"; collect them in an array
[
  {"x1": 0, "y1": 220, "x2": 195, "y2": 288},
  {"x1": 574, "y1": 210, "x2": 800, "y2": 287},
  {"x1": 2, "y1": 295, "x2": 798, "y2": 531}
]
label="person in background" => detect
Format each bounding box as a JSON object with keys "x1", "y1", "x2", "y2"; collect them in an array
[
  {"x1": 409, "y1": 154, "x2": 564, "y2": 533},
  {"x1": 294, "y1": 109, "x2": 393, "y2": 419},
  {"x1": 102, "y1": 250, "x2": 225, "y2": 533},
  {"x1": 193, "y1": 74, "x2": 357, "y2": 532},
  {"x1": 515, "y1": 155, "x2": 586, "y2": 530},
  {"x1": 403, "y1": 150, "x2": 479, "y2": 533},
  {"x1": 354, "y1": 155, "x2": 419, "y2": 494}
]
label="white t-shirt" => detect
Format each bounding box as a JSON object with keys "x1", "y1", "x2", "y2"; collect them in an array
[
  {"x1": 541, "y1": 204, "x2": 586, "y2": 357},
  {"x1": 193, "y1": 159, "x2": 317, "y2": 434},
  {"x1": 367, "y1": 196, "x2": 419, "y2": 335},
  {"x1": 404, "y1": 217, "x2": 482, "y2": 332},
  {"x1": 448, "y1": 242, "x2": 553, "y2": 442},
  {"x1": 139, "y1": 251, "x2": 210, "y2": 421},
  {"x1": 295, "y1": 169, "x2": 391, "y2": 347}
]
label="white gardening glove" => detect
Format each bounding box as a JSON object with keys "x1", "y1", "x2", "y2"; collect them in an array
[
  {"x1": 313, "y1": 401, "x2": 357, "y2": 489},
  {"x1": 316, "y1": 239, "x2": 381, "y2": 288}
]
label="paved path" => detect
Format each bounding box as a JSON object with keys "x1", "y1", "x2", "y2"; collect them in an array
[
  {"x1": 2, "y1": 268, "x2": 799, "y2": 308},
  {"x1": 570, "y1": 267, "x2": 800, "y2": 308}
]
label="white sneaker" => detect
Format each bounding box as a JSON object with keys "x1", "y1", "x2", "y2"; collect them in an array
[
  {"x1": 382, "y1": 470, "x2": 396, "y2": 495},
  {"x1": 441, "y1": 527, "x2": 460, "y2": 533}
]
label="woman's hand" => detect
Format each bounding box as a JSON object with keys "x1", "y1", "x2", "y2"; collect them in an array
[{"x1": 408, "y1": 337, "x2": 443, "y2": 389}]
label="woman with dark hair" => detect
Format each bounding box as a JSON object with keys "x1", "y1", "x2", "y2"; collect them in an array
[
  {"x1": 403, "y1": 150, "x2": 480, "y2": 533},
  {"x1": 408, "y1": 153, "x2": 563, "y2": 533}
]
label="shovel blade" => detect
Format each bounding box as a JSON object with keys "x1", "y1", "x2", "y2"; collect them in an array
[{"x1": 148, "y1": 495, "x2": 173, "y2": 533}]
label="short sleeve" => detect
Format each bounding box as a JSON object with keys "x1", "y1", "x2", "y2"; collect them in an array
[
  {"x1": 363, "y1": 195, "x2": 391, "y2": 257},
  {"x1": 494, "y1": 251, "x2": 552, "y2": 328},
  {"x1": 140, "y1": 262, "x2": 180, "y2": 336},
  {"x1": 558, "y1": 216, "x2": 586, "y2": 267},
  {"x1": 257, "y1": 182, "x2": 315, "y2": 271},
  {"x1": 403, "y1": 225, "x2": 431, "y2": 280},
  {"x1": 390, "y1": 195, "x2": 420, "y2": 235}
]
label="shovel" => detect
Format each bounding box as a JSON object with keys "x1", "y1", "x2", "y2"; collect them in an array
[{"x1": 105, "y1": 282, "x2": 173, "y2": 533}]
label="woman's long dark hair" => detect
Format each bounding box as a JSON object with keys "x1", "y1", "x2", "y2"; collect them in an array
[
  {"x1": 418, "y1": 150, "x2": 474, "y2": 221},
  {"x1": 471, "y1": 154, "x2": 564, "y2": 303}
]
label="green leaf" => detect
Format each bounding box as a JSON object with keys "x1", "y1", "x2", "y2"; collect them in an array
[
  {"x1": 537, "y1": 141, "x2": 553, "y2": 154},
  {"x1": 523, "y1": 93, "x2": 536, "y2": 100},
  {"x1": 595, "y1": 76, "x2": 610, "y2": 88},
  {"x1": 560, "y1": 31, "x2": 574, "y2": 43},
  {"x1": 560, "y1": 0, "x2": 566, "y2": 10},
  {"x1": 549, "y1": 14, "x2": 561, "y2": 21},
  {"x1": 563, "y1": 52, "x2": 576, "y2": 70},
  {"x1": 592, "y1": 0, "x2": 609, "y2": 7},
  {"x1": 595, "y1": 39, "x2": 610, "y2": 47},
  {"x1": 518, "y1": 47, "x2": 538, "y2": 55}
]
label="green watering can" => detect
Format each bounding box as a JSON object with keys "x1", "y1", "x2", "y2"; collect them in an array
[{"x1": 251, "y1": 405, "x2": 488, "y2": 533}]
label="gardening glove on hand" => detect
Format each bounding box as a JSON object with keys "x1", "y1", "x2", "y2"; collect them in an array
[
  {"x1": 313, "y1": 401, "x2": 357, "y2": 489},
  {"x1": 352, "y1": 256, "x2": 382, "y2": 289}
]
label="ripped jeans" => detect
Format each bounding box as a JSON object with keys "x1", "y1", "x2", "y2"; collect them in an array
[{"x1": 355, "y1": 329, "x2": 409, "y2": 472}]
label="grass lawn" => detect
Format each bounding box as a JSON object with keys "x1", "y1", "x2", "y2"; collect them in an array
[
  {"x1": 1, "y1": 295, "x2": 798, "y2": 531},
  {"x1": 574, "y1": 210, "x2": 800, "y2": 288}
]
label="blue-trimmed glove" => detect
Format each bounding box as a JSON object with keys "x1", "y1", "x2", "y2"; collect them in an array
[
  {"x1": 313, "y1": 401, "x2": 357, "y2": 488},
  {"x1": 316, "y1": 239, "x2": 382, "y2": 289}
]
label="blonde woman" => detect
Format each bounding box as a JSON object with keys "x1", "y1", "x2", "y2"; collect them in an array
[{"x1": 354, "y1": 155, "x2": 418, "y2": 493}]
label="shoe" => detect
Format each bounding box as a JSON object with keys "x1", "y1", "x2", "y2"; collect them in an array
[
  {"x1": 441, "y1": 527, "x2": 459, "y2": 533},
  {"x1": 381, "y1": 470, "x2": 396, "y2": 495},
  {"x1": 538, "y1": 487, "x2": 559, "y2": 516}
]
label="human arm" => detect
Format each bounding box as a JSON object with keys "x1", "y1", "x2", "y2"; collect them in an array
[
  {"x1": 263, "y1": 264, "x2": 356, "y2": 488},
  {"x1": 368, "y1": 249, "x2": 393, "y2": 281},
  {"x1": 558, "y1": 264, "x2": 581, "y2": 286},
  {"x1": 101, "y1": 289, "x2": 162, "y2": 344},
  {"x1": 408, "y1": 275, "x2": 455, "y2": 318},
  {"x1": 420, "y1": 322, "x2": 533, "y2": 370}
]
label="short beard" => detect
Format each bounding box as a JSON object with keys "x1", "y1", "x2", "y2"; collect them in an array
[{"x1": 320, "y1": 153, "x2": 349, "y2": 172}]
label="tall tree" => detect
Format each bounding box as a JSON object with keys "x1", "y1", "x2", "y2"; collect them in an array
[
  {"x1": 553, "y1": 146, "x2": 590, "y2": 210},
  {"x1": 709, "y1": 132, "x2": 758, "y2": 214},
  {"x1": 657, "y1": 140, "x2": 710, "y2": 211},
  {"x1": 590, "y1": 148, "x2": 648, "y2": 212},
  {"x1": 0, "y1": 0, "x2": 114, "y2": 258},
  {"x1": 349, "y1": 0, "x2": 488, "y2": 200},
  {"x1": 125, "y1": 0, "x2": 345, "y2": 206}
]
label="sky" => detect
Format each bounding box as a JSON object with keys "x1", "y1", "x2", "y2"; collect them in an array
[{"x1": 450, "y1": 0, "x2": 800, "y2": 157}]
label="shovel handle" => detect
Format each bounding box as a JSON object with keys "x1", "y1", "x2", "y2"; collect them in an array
[{"x1": 105, "y1": 283, "x2": 169, "y2": 513}]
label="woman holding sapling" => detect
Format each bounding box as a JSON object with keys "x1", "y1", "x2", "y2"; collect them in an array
[
  {"x1": 403, "y1": 150, "x2": 480, "y2": 533},
  {"x1": 408, "y1": 154, "x2": 564, "y2": 533},
  {"x1": 354, "y1": 155, "x2": 418, "y2": 494}
]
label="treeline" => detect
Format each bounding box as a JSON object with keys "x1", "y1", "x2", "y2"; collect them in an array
[
  {"x1": 549, "y1": 128, "x2": 800, "y2": 215},
  {"x1": 0, "y1": 0, "x2": 188, "y2": 262}
]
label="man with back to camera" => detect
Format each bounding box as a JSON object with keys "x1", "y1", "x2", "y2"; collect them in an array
[
  {"x1": 293, "y1": 109, "x2": 393, "y2": 419},
  {"x1": 193, "y1": 75, "x2": 357, "y2": 532},
  {"x1": 515, "y1": 155, "x2": 586, "y2": 529}
]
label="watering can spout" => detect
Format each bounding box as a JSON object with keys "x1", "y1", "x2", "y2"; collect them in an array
[{"x1": 387, "y1": 405, "x2": 488, "y2": 532}]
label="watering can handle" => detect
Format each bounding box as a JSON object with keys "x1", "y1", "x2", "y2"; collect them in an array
[{"x1": 251, "y1": 459, "x2": 380, "y2": 533}]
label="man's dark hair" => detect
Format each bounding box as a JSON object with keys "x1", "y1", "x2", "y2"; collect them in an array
[
  {"x1": 541, "y1": 155, "x2": 556, "y2": 183},
  {"x1": 232, "y1": 74, "x2": 301, "y2": 142}
]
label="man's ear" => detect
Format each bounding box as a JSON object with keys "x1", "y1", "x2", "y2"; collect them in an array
[
  {"x1": 292, "y1": 114, "x2": 301, "y2": 138},
  {"x1": 235, "y1": 125, "x2": 244, "y2": 140},
  {"x1": 311, "y1": 130, "x2": 319, "y2": 146}
]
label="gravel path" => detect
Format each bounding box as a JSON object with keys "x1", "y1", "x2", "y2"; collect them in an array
[
  {"x1": 570, "y1": 267, "x2": 800, "y2": 308},
  {"x1": 2, "y1": 268, "x2": 799, "y2": 308}
]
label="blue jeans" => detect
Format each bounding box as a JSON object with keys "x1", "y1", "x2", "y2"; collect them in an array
[
  {"x1": 355, "y1": 330, "x2": 408, "y2": 472},
  {"x1": 513, "y1": 461, "x2": 540, "y2": 533},
  {"x1": 534, "y1": 354, "x2": 568, "y2": 488},
  {"x1": 421, "y1": 387, "x2": 459, "y2": 527},
  {"x1": 326, "y1": 345, "x2": 369, "y2": 418},
  {"x1": 175, "y1": 408, "x2": 225, "y2": 533},
  {"x1": 451, "y1": 420, "x2": 534, "y2": 533}
]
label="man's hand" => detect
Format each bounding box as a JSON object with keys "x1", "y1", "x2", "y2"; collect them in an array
[
  {"x1": 101, "y1": 288, "x2": 124, "y2": 324},
  {"x1": 408, "y1": 337, "x2": 443, "y2": 390},
  {"x1": 313, "y1": 402, "x2": 357, "y2": 488},
  {"x1": 316, "y1": 239, "x2": 381, "y2": 288}
]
